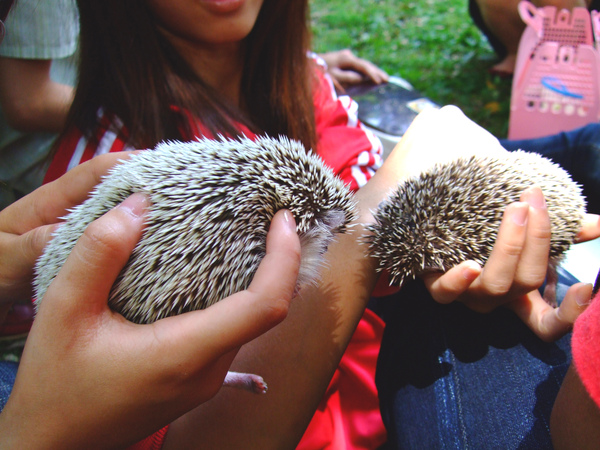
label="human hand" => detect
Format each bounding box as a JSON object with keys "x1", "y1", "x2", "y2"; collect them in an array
[
  {"x1": 422, "y1": 186, "x2": 600, "y2": 342},
  {"x1": 0, "y1": 151, "x2": 135, "y2": 304},
  {"x1": 0, "y1": 195, "x2": 301, "y2": 449},
  {"x1": 319, "y1": 49, "x2": 388, "y2": 91}
]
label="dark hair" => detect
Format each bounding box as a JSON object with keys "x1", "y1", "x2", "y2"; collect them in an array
[
  {"x1": 66, "y1": 0, "x2": 316, "y2": 151},
  {"x1": 0, "y1": 0, "x2": 15, "y2": 44},
  {"x1": 0, "y1": 0, "x2": 14, "y2": 22}
]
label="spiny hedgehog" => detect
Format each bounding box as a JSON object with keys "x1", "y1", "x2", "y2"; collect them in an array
[
  {"x1": 34, "y1": 136, "x2": 356, "y2": 325},
  {"x1": 368, "y1": 150, "x2": 585, "y2": 290}
]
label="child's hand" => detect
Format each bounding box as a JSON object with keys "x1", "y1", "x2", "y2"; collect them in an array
[
  {"x1": 423, "y1": 187, "x2": 600, "y2": 342},
  {"x1": 319, "y1": 49, "x2": 388, "y2": 90},
  {"x1": 379, "y1": 105, "x2": 600, "y2": 342},
  {"x1": 0, "y1": 151, "x2": 136, "y2": 304},
  {"x1": 0, "y1": 195, "x2": 301, "y2": 448}
]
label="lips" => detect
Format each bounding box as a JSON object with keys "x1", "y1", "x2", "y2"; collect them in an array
[{"x1": 199, "y1": 0, "x2": 246, "y2": 14}]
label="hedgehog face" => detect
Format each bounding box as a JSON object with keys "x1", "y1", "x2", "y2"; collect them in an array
[{"x1": 34, "y1": 136, "x2": 356, "y2": 324}]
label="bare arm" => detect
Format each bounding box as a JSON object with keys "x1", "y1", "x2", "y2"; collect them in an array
[
  {"x1": 165, "y1": 106, "x2": 600, "y2": 448},
  {"x1": 0, "y1": 198, "x2": 302, "y2": 449},
  {"x1": 165, "y1": 172, "x2": 385, "y2": 449},
  {"x1": 551, "y1": 364, "x2": 600, "y2": 448},
  {"x1": 0, "y1": 57, "x2": 73, "y2": 132}
]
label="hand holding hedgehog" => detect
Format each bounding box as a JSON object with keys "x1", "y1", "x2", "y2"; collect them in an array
[
  {"x1": 32, "y1": 136, "x2": 356, "y2": 392},
  {"x1": 0, "y1": 152, "x2": 136, "y2": 305},
  {"x1": 368, "y1": 107, "x2": 600, "y2": 341},
  {"x1": 34, "y1": 136, "x2": 356, "y2": 322},
  {"x1": 0, "y1": 191, "x2": 304, "y2": 448}
]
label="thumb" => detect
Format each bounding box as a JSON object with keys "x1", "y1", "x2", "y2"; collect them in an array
[
  {"x1": 508, "y1": 283, "x2": 593, "y2": 342},
  {"x1": 153, "y1": 209, "x2": 301, "y2": 361},
  {"x1": 41, "y1": 193, "x2": 150, "y2": 318}
]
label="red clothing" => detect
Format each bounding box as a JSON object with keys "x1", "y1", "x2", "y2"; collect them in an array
[
  {"x1": 127, "y1": 426, "x2": 169, "y2": 450},
  {"x1": 46, "y1": 62, "x2": 386, "y2": 449},
  {"x1": 572, "y1": 291, "x2": 600, "y2": 409}
]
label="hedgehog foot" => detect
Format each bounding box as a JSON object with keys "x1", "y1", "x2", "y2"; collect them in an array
[{"x1": 223, "y1": 371, "x2": 268, "y2": 394}]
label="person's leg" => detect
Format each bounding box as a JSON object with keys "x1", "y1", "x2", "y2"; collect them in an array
[
  {"x1": 468, "y1": 0, "x2": 507, "y2": 59},
  {"x1": 500, "y1": 123, "x2": 600, "y2": 214},
  {"x1": 374, "y1": 278, "x2": 572, "y2": 449},
  {"x1": 472, "y1": 0, "x2": 523, "y2": 74}
]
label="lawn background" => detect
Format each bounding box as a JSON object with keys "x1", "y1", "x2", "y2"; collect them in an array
[{"x1": 310, "y1": 0, "x2": 513, "y2": 138}]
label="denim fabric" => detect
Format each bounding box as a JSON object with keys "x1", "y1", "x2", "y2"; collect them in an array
[
  {"x1": 500, "y1": 123, "x2": 600, "y2": 214},
  {"x1": 374, "y1": 269, "x2": 576, "y2": 449},
  {"x1": 0, "y1": 361, "x2": 18, "y2": 413}
]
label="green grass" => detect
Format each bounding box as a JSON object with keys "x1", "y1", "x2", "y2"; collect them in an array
[{"x1": 310, "y1": 0, "x2": 513, "y2": 138}]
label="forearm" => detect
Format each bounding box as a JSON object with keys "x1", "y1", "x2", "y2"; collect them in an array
[
  {"x1": 163, "y1": 106, "x2": 497, "y2": 449},
  {"x1": 551, "y1": 364, "x2": 600, "y2": 448},
  {"x1": 164, "y1": 205, "x2": 381, "y2": 449},
  {"x1": 0, "y1": 57, "x2": 74, "y2": 133}
]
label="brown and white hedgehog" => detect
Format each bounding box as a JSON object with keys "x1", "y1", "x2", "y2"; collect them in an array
[
  {"x1": 34, "y1": 136, "x2": 357, "y2": 393},
  {"x1": 368, "y1": 150, "x2": 586, "y2": 299}
]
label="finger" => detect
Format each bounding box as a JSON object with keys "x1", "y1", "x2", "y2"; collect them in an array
[
  {"x1": 423, "y1": 260, "x2": 481, "y2": 304},
  {"x1": 329, "y1": 73, "x2": 345, "y2": 93},
  {"x1": 330, "y1": 68, "x2": 365, "y2": 86},
  {"x1": 19, "y1": 224, "x2": 58, "y2": 267},
  {"x1": 0, "y1": 224, "x2": 58, "y2": 302},
  {"x1": 354, "y1": 60, "x2": 389, "y2": 84},
  {"x1": 508, "y1": 283, "x2": 593, "y2": 342},
  {"x1": 332, "y1": 50, "x2": 388, "y2": 84},
  {"x1": 1, "y1": 151, "x2": 137, "y2": 235},
  {"x1": 476, "y1": 202, "x2": 529, "y2": 295},
  {"x1": 42, "y1": 193, "x2": 150, "y2": 317},
  {"x1": 512, "y1": 187, "x2": 551, "y2": 287},
  {"x1": 575, "y1": 214, "x2": 600, "y2": 243},
  {"x1": 153, "y1": 209, "x2": 301, "y2": 361},
  {"x1": 0, "y1": 224, "x2": 56, "y2": 276}
]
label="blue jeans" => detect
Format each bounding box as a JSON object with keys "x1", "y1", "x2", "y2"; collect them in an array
[
  {"x1": 373, "y1": 267, "x2": 578, "y2": 449},
  {"x1": 500, "y1": 123, "x2": 600, "y2": 214},
  {"x1": 0, "y1": 361, "x2": 18, "y2": 413}
]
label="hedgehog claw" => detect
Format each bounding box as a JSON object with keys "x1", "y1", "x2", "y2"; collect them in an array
[{"x1": 543, "y1": 264, "x2": 559, "y2": 307}]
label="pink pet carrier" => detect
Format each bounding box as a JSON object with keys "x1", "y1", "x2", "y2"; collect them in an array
[{"x1": 508, "y1": 1, "x2": 600, "y2": 139}]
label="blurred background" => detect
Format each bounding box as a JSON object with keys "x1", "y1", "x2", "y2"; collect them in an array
[{"x1": 310, "y1": 0, "x2": 512, "y2": 138}]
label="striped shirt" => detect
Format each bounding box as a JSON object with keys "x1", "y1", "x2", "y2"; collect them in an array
[
  {"x1": 44, "y1": 64, "x2": 383, "y2": 193},
  {"x1": 44, "y1": 61, "x2": 387, "y2": 450}
]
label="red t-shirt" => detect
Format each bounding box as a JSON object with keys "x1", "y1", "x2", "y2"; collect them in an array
[
  {"x1": 572, "y1": 291, "x2": 600, "y2": 409},
  {"x1": 45, "y1": 61, "x2": 387, "y2": 449}
]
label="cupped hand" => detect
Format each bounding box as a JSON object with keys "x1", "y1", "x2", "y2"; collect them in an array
[
  {"x1": 0, "y1": 194, "x2": 301, "y2": 449},
  {"x1": 0, "y1": 151, "x2": 135, "y2": 304},
  {"x1": 423, "y1": 186, "x2": 600, "y2": 341}
]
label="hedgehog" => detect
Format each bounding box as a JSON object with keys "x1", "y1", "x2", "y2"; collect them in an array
[
  {"x1": 34, "y1": 135, "x2": 357, "y2": 392},
  {"x1": 367, "y1": 150, "x2": 585, "y2": 300}
]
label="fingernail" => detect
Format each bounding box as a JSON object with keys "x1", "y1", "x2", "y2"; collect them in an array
[
  {"x1": 522, "y1": 186, "x2": 546, "y2": 210},
  {"x1": 283, "y1": 210, "x2": 296, "y2": 229},
  {"x1": 118, "y1": 193, "x2": 150, "y2": 219},
  {"x1": 576, "y1": 284, "x2": 594, "y2": 306},
  {"x1": 462, "y1": 261, "x2": 481, "y2": 281},
  {"x1": 511, "y1": 203, "x2": 529, "y2": 226}
]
